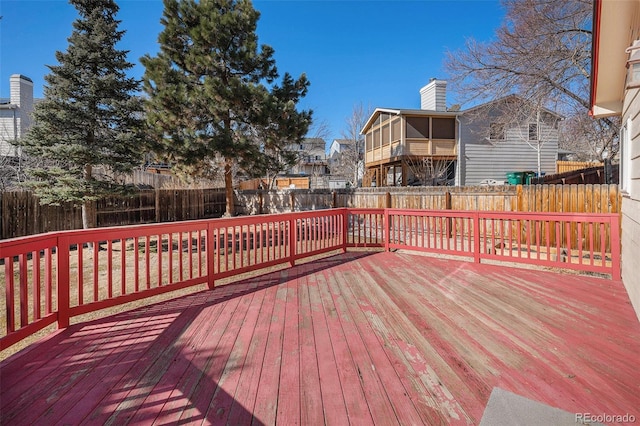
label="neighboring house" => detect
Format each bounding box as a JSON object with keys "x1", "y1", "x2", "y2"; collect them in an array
[
  {"x1": 361, "y1": 79, "x2": 560, "y2": 187},
  {"x1": 328, "y1": 138, "x2": 364, "y2": 186},
  {"x1": 0, "y1": 74, "x2": 34, "y2": 158},
  {"x1": 361, "y1": 79, "x2": 458, "y2": 187},
  {"x1": 590, "y1": 0, "x2": 640, "y2": 320},
  {"x1": 458, "y1": 95, "x2": 561, "y2": 186},
  {"x1": 285, "y1": 137, "x2": 329, "y2": 186},
  {"x1": 328, "y1": 138, "x2": 354, "y2": 159}
]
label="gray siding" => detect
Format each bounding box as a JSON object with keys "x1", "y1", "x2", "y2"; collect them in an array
[
  {"x1": 625, "y1": 87, "x2": 640, "y2": 201},
  {"x1": 621, "y1": 83, "x2": 640, "y2": 321},
  {"x1": 459, "y1": 113, "x2": 558, "y2": 186}
]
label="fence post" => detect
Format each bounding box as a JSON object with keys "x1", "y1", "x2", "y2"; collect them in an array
[
  {"x1": 206, "y1": 221, "x2": 215, "y2": 289},
  {"x1": 57, "y1": 235, "x2": 71, "y2": 328},
  {"x1": 473, "y1": 212, "x2": 481, "y2": 264},
  {"x1": 385, "y1": 192, "x2": 392, "y2": 209},
  {"x1": 290, "y1": 191, "x2": 296, "y2": 213}
]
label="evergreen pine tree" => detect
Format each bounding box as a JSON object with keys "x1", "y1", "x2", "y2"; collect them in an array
[
  {"x1": 22, "y1": 0, "x2": 145, "y2": 228},
  {"x1": 142, "y1": 0, "x2": 311, "y2": 215}
]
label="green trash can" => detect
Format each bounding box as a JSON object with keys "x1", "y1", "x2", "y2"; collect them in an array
[
  {"x1": 524, "y1": 171, "x2": 536, "y2": 185},
  {"x1": 506, "y1": 171, "x2": 524, "y2": 185}
]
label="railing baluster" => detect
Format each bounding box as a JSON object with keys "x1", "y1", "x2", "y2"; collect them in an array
[
  {"x1": 588, "y1": 223, "x2": 594, "y2": 266},
  {"x1": 179, "y1": 232, "x2": 184, "y2": 282},
  {"x1": 155, "y1": 234, "x2": 161, "y2": 287},
  {"x1": 121, "y1": 237, "x2": 127, "y2": 294},
  {"x1": 544, "y1": 221, "x2": 550, "y2": 262},
  {"x1": 135, "y1": 236, "x2": 140, "y2": 292},
  {"x1": 145, "y1": 235, "x2": 151, "y2": 290},
  {"x1": 45, "y1": 248, "x2": 52, "y2": 314},
  {"x1": 168, "y1": 233, "x2": 173, "y2": 284},
  {"x1": 565, "y1": 222, "x2": 571, "y2": 264},
  {"x1": 207, "y1": 223, "x2": 215, "y2": 290},
  {"x1": 600, "y1": 222, "x2": 606, "y2": 269},
  {"x1": 93, "y1": 241, "x2": 99, "y2": 300},
  {"x1": 107, "y1": 239, "x2": 113, "y2": 297},
  {"x1": 77, "y1": 245, "x2": 83, "y2": 305},
  {"x1": 577, "y1": 223, "x2": 583, "y2": 265},
  {"x1": 19, "y1": 254, "x2": 27, "y2": 327},
  {"x1": 33, "y1": 251, "x2": 41, "y2": 321},
  {"x1": 5, "y1": 259, "x2": 15, "y2": 333},
  {"x1": 197, "y1": 229, "x2": 202, "y2": 278}
]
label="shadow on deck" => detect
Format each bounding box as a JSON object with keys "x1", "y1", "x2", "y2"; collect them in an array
[{"x1": 1, "y1": 251, "x2": 639, "y2": 425}]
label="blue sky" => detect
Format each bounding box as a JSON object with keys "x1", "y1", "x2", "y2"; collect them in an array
[{"x1": 1, "y1": 0, "x2": 504, "y2": 145}]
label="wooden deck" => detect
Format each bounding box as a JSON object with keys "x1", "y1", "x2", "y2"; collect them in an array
[{"x1": 1, "y1": 251, "x2": 639, "y2": 425}]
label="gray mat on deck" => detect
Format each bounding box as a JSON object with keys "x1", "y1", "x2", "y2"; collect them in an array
[{"x1": 479, "y1": 387, "x2": 604, "y2": 426}]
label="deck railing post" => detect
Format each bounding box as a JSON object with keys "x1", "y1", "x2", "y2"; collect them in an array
[
  {"x1": 56, "y1": 235, "x2": 71, "y2": 328},
  {"x1": 384, "y1": 208, "x2": 391, "y2": 252},
  {"x1": 289, "y1": 214, "x2": 296, "y2": 267},
  {"x1": 206, "y1": 221, "x2": 215, "y2": 289},
  {"x1": 342, "y1": 209, "x2": 348, "y2": 252},
  {"x1": 611, "y1": 214, "x2": 621, "y2": 280},
  {"x1": 473, "y1": 212, "x2": 481, "y2": 263}
]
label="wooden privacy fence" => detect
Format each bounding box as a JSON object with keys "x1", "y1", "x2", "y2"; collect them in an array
[
  {"x1": 0, "y1": 208, "x2": 620, "y2": 351},
  {"x1": 556, "y1": 161, "x2": 603, "y2": 174},
  {"x1": 1, "y1": 184, "x2": 620, "y2": 240},
  {"x1": 0, "y1": 189, "x2": 226, "y2": 239},
  {"x1": 236, "y1": 184, "x2": 621, "y2": 216}
]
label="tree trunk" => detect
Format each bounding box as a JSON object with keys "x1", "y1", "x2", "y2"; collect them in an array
[
  {"x1": 82, "y1": 164, "x2": 96, "y2": 230},
  {"x1": 81, "y1": 201, "x2": 97, "y2": 230},
  {"x1": 224, "y1": 158, "x2": 234, "y2": 216},
  {"x1": 537, "y1": 141, "x2": 542, "y2": 177}
]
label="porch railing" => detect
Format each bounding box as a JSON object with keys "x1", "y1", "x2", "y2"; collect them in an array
[{"x1": 0, "y1": 208, "x2": 620, "y2": 351}]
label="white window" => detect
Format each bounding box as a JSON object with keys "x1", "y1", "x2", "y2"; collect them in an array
[
  {"x1": 489, "y1": 123, "x2": 505, "y2": 140},
  {"x1": 528, "y1": 123, "x2": 538, "y2": 141}
]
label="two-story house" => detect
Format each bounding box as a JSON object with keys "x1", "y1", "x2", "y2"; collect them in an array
[
  {"x1": 287, "y1": 137, "x2": 328, "y2": 176},
  {"x1": 361, "y1": 79, "x2": 560, "y2": 187},
  {"x1": 282, "y1": 137, "x2": 329, "y2": 188},
  {"x1": 590, "y1": 0, "x2": 640, "y2": 320}
]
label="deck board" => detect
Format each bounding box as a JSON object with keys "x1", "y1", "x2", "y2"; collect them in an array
[{"x1": 2, "y1": 251, "x2": 640, "y2": 425}]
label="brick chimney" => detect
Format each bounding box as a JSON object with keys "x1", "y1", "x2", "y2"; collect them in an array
[{"x1": 419, "y1": 78, "x2": 447, "y2": 111}]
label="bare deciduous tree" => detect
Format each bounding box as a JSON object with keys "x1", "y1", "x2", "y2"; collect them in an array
[
  {"x1": 404, "y1": 157, "x2": 455, "y2": 186},
  {"x1": 559, "y1": 112, "x2": 620, "y2": 161},
  {"x1": 444, "y1": 0, "x2": 619, "y2": 159},
  {"x1": 0, "y1": 155, "x2": 18, "y2": 191},
  {"x1": 331, "y1": 103, "x2": 372, "y2": 187}
]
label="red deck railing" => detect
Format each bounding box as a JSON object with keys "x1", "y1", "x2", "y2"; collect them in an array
[{"x1": 0, "y1": 208, "x2": 620, "y2": 351}]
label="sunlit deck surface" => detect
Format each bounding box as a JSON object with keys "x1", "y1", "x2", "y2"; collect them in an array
[{"x1": 2, "y1": 251, "x2": 639, "y2": 425}]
